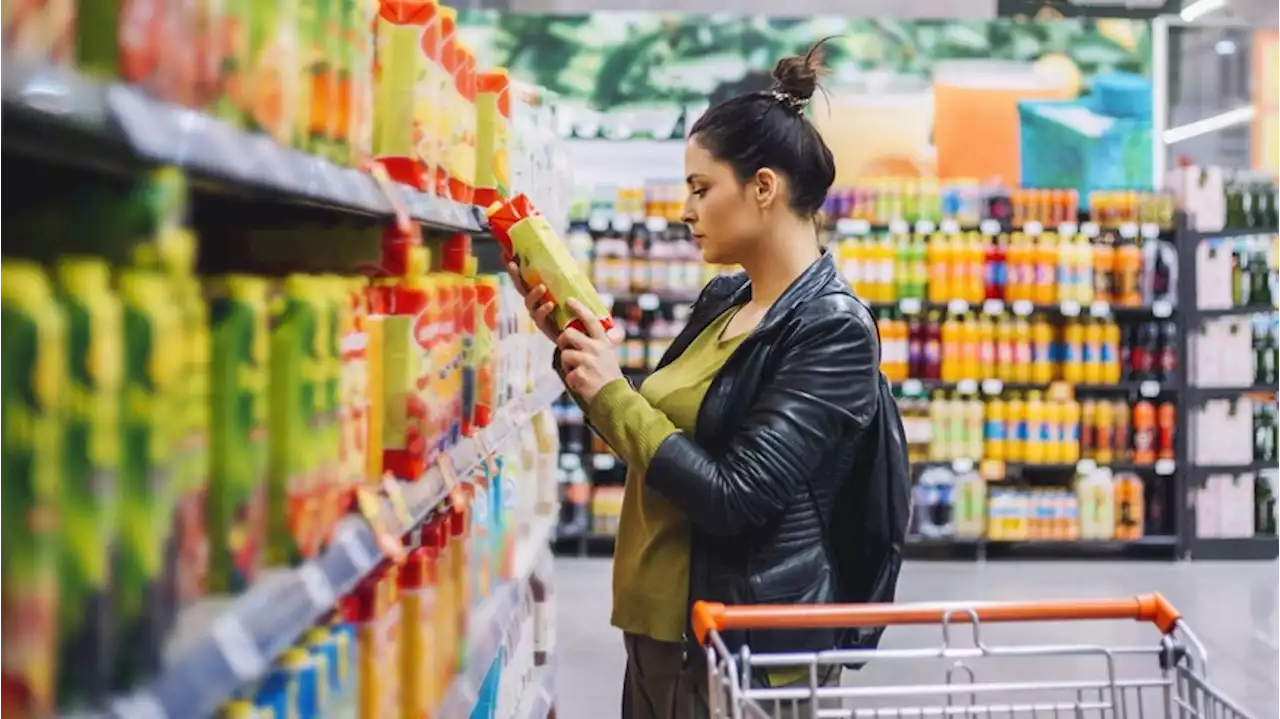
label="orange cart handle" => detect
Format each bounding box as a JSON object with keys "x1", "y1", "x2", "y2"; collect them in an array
[{"x1": 691, "y1": 593, "x2": 1182, "y2": 645}]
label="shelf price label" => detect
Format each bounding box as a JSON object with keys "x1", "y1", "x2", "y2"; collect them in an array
[
  {"x1": 956, "y1": 379, "x2": 979, "y2": 396},
  {"x1": 1012, "y1": 300, "x2": 1034, "y2": 317},
  {"x1": 1089, "y1": 301, "x2": 1111, "y2": 318},
  {"x1": 900, "y1": 379, "x2": 925, "y2": 396},
  {"x1": 637, "y1": 293, "x2": 661, "y2": 311},
  {"x1": 1140, "y1": 223, "x2": 1161, "y2": 239},
  {"x1": 1156, "y1": 459, "x2": 1176, "y2": 476},
  {"x1": 982, "y1": 299, "x2": 1005, "y2": 316},
  {"x1": 981, "y1": 378, "x2": 1004, "y2": 396},
  {"x1": 211, "y1": 614, "x2": 267, "y2": 681},
  {"x1": 355, "y1": 487, "x2": 406, "y2": 563},
  {"x1": 947, "y1": 299, "x2": 970, "y2": 314},
  {"x1": 439, "y1": 455, "x2": 468, "y2": 512},
  {"x1": 898, "y1": 298, "x2": 922, "y2": 315},
  {"x1": 1139, "y1": 381, "x2": 1161, "y2": 398},
  {"x1": 914, "y1": 219, "x2": 936, "y2": 235},
  {"x1": 1152, "y1": 300, "x2": 1173, "y2": 318},
  {"x1": 1119, "y1": 222, "x2": 1138, "y2": 239},
  {"x1": 1076, "y1": 459, "x2": 1098, "y2": 475},
  {"x1": 836, "y1": 218, "x2": 870, "y2": 236},
  {"x1": 889, "y1": 219, "x2": 910, "y2": 235},
  {"x1": 381, "y1": 473, "x2": 412, "y2": 531},
  {"x1": 951, "y1": 457, "x2": 975, "y2": 474},
  {"x1": 592, "y1": 454, "x2": 617, "y2": 471},
  {"x1": 1058, "y1": 222, "x2": 1079, "y2": 237},
  {"x1": 587, "y1": 212, "x2": 610, "y2": 232},
  {"x1": 940, "y1": 219, "x2": 961, "y2": 235},
  {"x1": 369, "y1": 163, "x2": 412, "y2": 234},
  {"x1": 979, "y1": 219, "x2": 1002, "y2": 236},
  {"x1": 1081, "y1": 222, "x2": 1100, "y2": 238},
  {"x1": 613, "y1": 214, "x2": 634, "y2": 232},
  {"x1": 1060, "y1": 301, "x2": 1081, "y2": 317},
  {"x1": 109, "y1": 692, "x2": 168, "y2": 719},
  {"x1": 1023, "y1": 221, "x2": 1043, "y2": 236},
  {"x1": 645, "y1": 216, "x2": 669, "y2": 233}
]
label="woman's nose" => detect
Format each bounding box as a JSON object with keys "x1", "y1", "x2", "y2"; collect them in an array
[{"x1": 681, "y1": 203, "x2": 696, "y2": 224}]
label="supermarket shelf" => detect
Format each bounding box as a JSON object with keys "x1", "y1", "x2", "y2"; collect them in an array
[
  {"x1": 2, "y1": 59, "x2": 484, "y2": 233},
  {"x1": 1186, "y1": 384, "x2": 1278, "y2": 401},
  {"x1": 1186, "y1": 226, "x2": 1280, "y2": 241},
  {"x1": 912, "y1": 459, "x2": 1178, "y2": 477},
  {"x1": 437, "y1": 517, "x2": 556, "y2": 719},
  {"x1": 866, "y1": 298, "x2": 1174, "y2": 320},
  {"x1": 107, "y1": 377, "x2": 563, "y2": 719},
  {"x1": 827, "y1": 219, "x2": 1176, "y2": 239},
  {"x1": 1187, "y1": 460, "x2": 1278, "y2": 478},
  {"x1": 892, "y1": 378, "x2": 1178, "y2": 397},
  {"x1": 906, "y1": 535, "x2": 1178, "y2": 560},
  {"x1": 1187, "y1": 536, "x2": 1279, "y2": 560},
  {"x1": 1189, "y1": 305, "x2": 1278, "y2": 320}
]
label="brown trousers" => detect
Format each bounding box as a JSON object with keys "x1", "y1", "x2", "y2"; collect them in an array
[{"x1": 621, "y1": 633, "x2": 840, "y2": 719}]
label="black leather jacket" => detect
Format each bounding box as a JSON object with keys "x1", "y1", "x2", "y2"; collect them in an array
[{"x1": 642, "y1": 251, "x2": 880, "y2": 661}]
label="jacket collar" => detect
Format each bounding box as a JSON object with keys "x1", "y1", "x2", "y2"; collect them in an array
[{"x1": 702, "y1": 249, "x2": 838, "y2": 337}]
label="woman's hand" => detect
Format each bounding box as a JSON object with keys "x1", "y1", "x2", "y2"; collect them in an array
[
  {"x1": 558, "y1": 298, "x2": 624, "y2": 405},
  {"x1": 504, "y1": 258, "x2": 560, "y2": 344}
]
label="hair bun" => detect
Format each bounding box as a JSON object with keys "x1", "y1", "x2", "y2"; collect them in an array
[{"x1": 770, "y1": 38, "x2": 831, "y2": 102}]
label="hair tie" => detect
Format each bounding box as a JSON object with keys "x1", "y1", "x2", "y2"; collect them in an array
[{"x1": 770, "y1": 89, "x2": 808, "y2": 114}]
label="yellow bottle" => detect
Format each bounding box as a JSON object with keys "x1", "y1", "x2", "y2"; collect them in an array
[
  {"x1": 995, "y1": 315, "x2": 1015, "y2": 382},
  {"x1": 1062, "y1": 399, "x2": 1081, "y2": 464},
  {"x1": 1075, "y1": 234, "x2": 1095, "y2": 304},
  {"x1": 941, "y1": 314, "x2": 962, "y2": 383},
  {"x1": 965, "y1": 396, "x2": 985, "y2": 460},
  {"x1": 978, "y1": 315, "x2": 997, "y2": 377},
  {"x1": 1102, "y1": 320, "x2": 1121, "y2": 384},
  {"x1": 1012, "y1": 316, "x2": 1032, "y2": 384},
  {"x1": 1006, "y1": 392, "x2": 1026, "y2": 463},
  {"x1": 1030, "y1": 314, "x2": 1054, "y2": 384},
  {"x1": 1033, "y1": 233, "x2": 1058, "y2": 305},
  {"x1": 1062, "y1": 321, "x2": 1085, "y2": 384},
  {"x1": 929, "y1": 392, "x2": 951, "y2": 462},
  {"x1": 1025, "y1": 391, "x2": 1047, "y2": 464},
  {"x1": 1083, "y1": 318, "x2": 1104, "y2": 385},
  {"x1": 928, "y1": 233, "x2": 951, "y2": 303},
  {"x1": 959, "y1": 314, "x2": 980, "y2": 381},
  {"x1": 985, "y1": 396, "x2": 1007, "y2": 461},
  {"x1": 966, "y1": 232, "x2": 987, "y2": 304},
  {"x1": 1045, "y1": 399, "x2": 1065, "y2": 464}
]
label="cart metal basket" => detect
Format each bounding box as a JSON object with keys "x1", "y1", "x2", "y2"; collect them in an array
[{"x1": 691, "y1": 593, "x2": 1254, "y2": 719}]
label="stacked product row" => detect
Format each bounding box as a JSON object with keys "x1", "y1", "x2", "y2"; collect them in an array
[
  {"x1": 6, "y1": 0, "x2": 569, "y2": 227},
  {"x1": 898, "y1": 391, "x2": 1176, "y2": 467},
  {"x1": 219, "y1": 422, "x2": 560, "y2": 719},
  {"x1": 876, "y1": 313, "x2": 1175, "y2": 386},
  {"x1": 836, "y1": 228, "x2": 1176, "y2": 308},
  {"x1": 0, "y1": 169, "x2": 553, "y2": 716},
  {"x1": 913, "y1": 467, "x2": 1157, "y2": 543}
]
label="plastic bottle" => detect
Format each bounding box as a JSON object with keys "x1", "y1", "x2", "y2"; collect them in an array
[
  {"x1": 1112, "y1": 399, "x2": 1131, "y2": 463},
  {"x1": 949, "y1": 394, "x2": 968, "y2": 460},
  {"x1": 1101, "y1": 321, "x2": 1121, "y2": 384},
  {"x1": 927, "y1": 234, "x2": 949, "y2": 303},
  {"x1": 1079, "y1": 399, "x2": 1097, "y2": 461},
  {"x1": 1006, "y1": 392, "x2": 1027, "y2": 463},
  {"x1": 1063, "y1": 399, "x2": 1081, "y2": 464},
  {"x1": 959, "y1": 314, "x2": 980, "y2": 381},
  {"x1": 995, "y1": 315, "x2": 1015, "y2": 382},
  {"x1": 1132, "y1": 400, "x2": 1156, "y2": 465},
  {"x1": 929, "y1": 393, "x2": 950, "y2": 461},
  {"x1": 1074, "y1": 233, "x2": 1095, "y2": 304},
  {"x1": 1094, "y1": 399, "x2": 1115, "y2": 464},
  {"x1": 923, "y1": 312, "x2": 942, "y2": 380},
  {"x1": 1092, "y1": 238, "x2": 1115, "y2": 304},
  {"x1": 1114, "y1": 473, "x2": 1145, "y2": 540},
  {"x1": 1045, "y1": 399, "x2": 1065, "y2": 464},
  {"x1": 978, "y1": 315, "x2": 997, "y2": 378},
  {"x1": 1062, "y1": 321, "x2": 1084, "y2": 383},
  {"x1": 1157, "y1": 401, "x2": 1176, "y2": 460},
  {"x1": 953, "y1": 471, "x2": 987, "y2": 539},
  {"x1": 895, "y1": 234, "x2": 913, "y2": 301},
  {"x1": 1076, "y1": 469, "x2": 1115, "y2": 540},
  {"x1": 1057, "y1": 233, "x2": 1078, "y2": 304},
  {"x1": 985, "y1": 395, "x2": 1007, "y2": 461},
  {"x1": 907, "y1": 317, "x2": 924, "y2": 378},
  {"x1": 1083, "y1": 318, "x2": 1104, "y2": 384},
  {"x1": 965, "y1": 397, "x2": 985, "y2": 460},
  {"x1": 941, "y1": 313, "x2": 962, "y2": 383},
  {"x1": 1024, "y1": 391, "x2": 1047, "y2": 464},
  {"x1": 1006, "y1": 232, "x2": 1032, "y2": 303},
  {"x1": 966, "y1": 233, "x2": 987, "y2": 304},
  {"x1": 1116, "y1": 239, "x2": 1143, "y2": 307},
  {"x1": 1012, "y1": 316, "x2": 1032, "y2": 383},
  {"x1": 1033, "y1": 233, "x2": 1058, "y2": 305},
  {"x1": 1030, "y1": 314, "x2": 1054, "y2": 384}
]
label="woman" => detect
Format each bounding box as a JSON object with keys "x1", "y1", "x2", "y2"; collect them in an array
[{"x1": 511, "y1": 43, "x2": 882, "y2": 718}]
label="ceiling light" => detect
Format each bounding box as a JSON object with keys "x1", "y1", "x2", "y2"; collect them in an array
[
  {"x1": 1180, "y1": 0, "x2": 1227, "y2": 22},
  {"x1": 1163, "y1": 106, "x2": 1255, "y2": 144}
]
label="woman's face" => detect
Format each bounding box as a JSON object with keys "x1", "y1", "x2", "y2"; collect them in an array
[{"x1": 681, "y1": 138, "x2": 766, "y2": 266}]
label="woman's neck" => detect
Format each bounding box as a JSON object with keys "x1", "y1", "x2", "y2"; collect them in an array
[{"x1": 739, "y1": 217, "x2": 821, "y2": 308}]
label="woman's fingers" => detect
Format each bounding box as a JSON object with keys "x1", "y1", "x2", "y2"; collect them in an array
[
  {"x1": 532, "y1": 300, "x2": 555, "y2": 327},
  {"x1": 566, "y1": 298, "x2": 608, "y2": 341},
  {"x1": 559, "y1": 349, "x2": 591, "y2": 370},
  {"x1": 505, "y1": 261, "x2": 532, "y2": 295},
  {"x1": 523, "y1": 283, "x2": 548, "y2": 313},
  {"x1": 557, "y1": 327, "x2": 593, "y2": 351}
]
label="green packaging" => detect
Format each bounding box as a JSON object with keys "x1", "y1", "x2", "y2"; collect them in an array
[
  {"x1": 244, "y1": 0, "x2": 301, "y2": 145},
  {"x1": 117, "y1": 268, "x2": 182, "y2": 691},
  {"x1": 268, "y1": 275, "x2": 324, "y2": 566},
  {"x1": 1, "y1": 261, "x2": 65, "y2": 718},
  {"x1": 170, "y1": 270, "x2": 211, "y2": 606},
  {"x1": 54, "y1": 257, "x2": 123, "y2": 710},
  {"x1": 208, "y1": 275, "x2": 270, "y2": 593}
]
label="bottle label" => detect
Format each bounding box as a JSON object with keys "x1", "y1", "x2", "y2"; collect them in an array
[
  {"x1": 986, "y1": 419, "x2": 1006, "y2": 441},
  {"x1": 1014, "y1": 419, "x2": 1028, "y2": 442},
  {"x1": 1101, "y1": 342, "x2": 1115, "y2": 364}
]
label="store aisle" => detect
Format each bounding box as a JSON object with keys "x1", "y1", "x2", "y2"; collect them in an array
[{"x1": 553, "y1": 558, "x2": 1279, "y2": 719}]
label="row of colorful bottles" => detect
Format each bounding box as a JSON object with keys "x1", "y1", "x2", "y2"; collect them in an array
[
  {"x1": 912, "y1": 467, "x2": 1149, "y2": 541},
  {"x1": 838, "y1": 231, "x2": 1174, "y2": 308},
  {"x1": 589, "y1": 234, "x2": 720, "y2": 297},
  {"x1": 878, "y1": 313, "x2": 1158, "y2": 386}
]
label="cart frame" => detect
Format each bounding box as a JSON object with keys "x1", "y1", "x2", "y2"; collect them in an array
[{"x1": 691, "y1": 593, "x2": 1256, "y2": 719}]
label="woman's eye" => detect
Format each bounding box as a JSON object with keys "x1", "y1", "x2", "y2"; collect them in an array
[{"x1": 691, "y1": 188, "x2": 707, "y2": 198}]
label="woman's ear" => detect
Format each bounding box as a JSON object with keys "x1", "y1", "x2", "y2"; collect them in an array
[{"x1": 753, "y1": 167, "x2": 779, "y2": 210}]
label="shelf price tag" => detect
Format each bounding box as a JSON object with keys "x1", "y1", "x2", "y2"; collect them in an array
[
  {"x1": 1058, "y1": 222, "x2": 1079, "y2": 237},
  {"x1": 947, "y1": 299, "x2": 970, "y2": 314},
  {"x1": 381, "y1": 473, "x2": 412, "y2": 531},
  {"x1": 1139, "y1": 381, "x2": 1161, "y2": 398},
  {"x1": 979, "y1": 219, "x2": 1001, "y2": 236},
  {"x1": 645, "y1": 216, "x2": 669, "y2": 233},
  {"x1": 559, "y1": 453, "x2": 582, "y2": 471},
  {"x1": 613, "y1": 214, "x2": 634, "y2": 232},
  {"x1": 1152, "y1": 300, "x2": 1173, "y2": 318},
  {"x1": 439, "y1": 456, "x2": 468, "y2": 512},
  {"x1": 834, "y1": 218, "x2": 861, "y2": 236},
  {"x1": 592, "y1": 454, "x2": 617, "y2": 471},
  {"x1": 368, "y1": 162, "x2": 412, "y2": 233},
  {"x1": 355, "y1": 486, "x2": 406, "y2": 563},
  {"x1": 587, "y1": 212, "x2": 610, "y2": 232},
  {"x1": 980, "y1": 459, "x2": 1006, "y2": 481},
  {"x1": 956, "y1": 379, "x2": 979, "y2": 396},
  {"x1": 1060, "y1": 301, "x2": 1081, "y2": 317},
  {"x1": 1023, "y1": 221, "x2": 1043, "y2": 236},
  {"x1": 1089, "y1": 301, "x2": 1111, "y2": 318},
  {"x1": 982, "y1": 299, "x2": 1005, "y2": 316},
  {"x1": 637, "y1": 293, "x2": 661, "y2": 311},
  {"x1": 1076, "y1": 459, "x2": 1098, "y2": 475},
  {"x1": 1119, "y1": 222, "x2": 1138, "y2": 239},
  {"x1": 109, "y1": 691, "x2": 168, "y2": 719},
  {"x1": 900, "y1": 379, "x2": 925, "y2": 396},
  {"x1": 898, "y1": 298, "x2": 922, "y2": 315},
  {"x1": 940, "y1": 219, "x2": 961, "y2": 235},
  {"x1": 1156, "y1": 459, "x2": 1176, "y2": 476},
  {"x1": 981, "y1": 378, "x2": 1004, "y2": 396},
  {"x1": 1140, "y1": 223, "x2": 1161, "y2": 239},
  {"x1": 211, "y1": 614, "x2": 266, "y2": 681},
  {"x1": 1047, "y1": 381, "x2": 1075, "y2": 402},
  {"x1": 1012, "y1": 300, "x2": 1034, "y2": 317},
  {"x1": 1081, "y1": 222, "x2": 1100, "y2": 238},
  {"x1": 951, "y1": 457, "x2": 975, "y2": 474},
  {"x1": 298, "y1": 562, "x2": 336, "y2": 610},
  {"x1": 914, "y1": 219, "x2": 936, "y2": 235}
]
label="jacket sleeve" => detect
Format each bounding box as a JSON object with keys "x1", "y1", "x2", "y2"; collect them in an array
[{"x1": 643, "y1": 304, "x2": 879, "y2": 537}]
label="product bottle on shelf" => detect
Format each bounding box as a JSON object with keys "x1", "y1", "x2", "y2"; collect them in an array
[
  {"x1": 1006, "y1": 392, "x2": 1026, "y2": 463},
  {"x1": 985, "y1": 395, "x2": 1007, "y2": 461},
  {"x1": 1094, "y1": 399, "x2": 1115, "y2": 465},
  {"x1": 1011, "y1": 316, "x2": 1032, "y2": 383},
  {"x1": 1030, "y1": 314, "x2": 1054, "y2": 384},
  {"x1": 1157, "y1": 401, "x2": 1177, "y2": 461},
  {"x1": 1080, "y1": 398, "x2": 1097, "y2": 461},
  {"x1": 1114, "y1": 473, "x2": 1145, "y2": 540},
  {"x1": 1033, "y1": 233, "x2": 1058, "y2": 305},
  {"x1": 1024, "y1": 391, "x2": 1048, "y2": 464},
  {"x1": 1093, "y1": 237, "x2": 1115, "y2": 304},
  {"x1": 985, "y1": 233, "x2": 1007, "y2": 301},
  {"x1": 1082, "y1": 319, "x2": 1103, "y2": 384}
]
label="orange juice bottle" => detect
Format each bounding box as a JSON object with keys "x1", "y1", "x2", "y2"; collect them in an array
[
  {"x1": 1116, "y1": 239, "x2": 1142, "y2": 307},
  {"x1": 1101, "y1": 321, "x2": 1121, "y2": 384},
  {"x1": 1011, "y1": 189, "x2": 1026, "y2": 227},
  {"x1": 1092, "y1": 238, "x2": 1115, "y2": 304},
  {"x1": 1083, "y1": 319, "x2": 1103, "y2": 384},
  {"x1": 1030, "y1": 314, "x2": 1054, "y2": 384},
  {"x1": 1024, "y1": 391, "x2": 1047, "y2": 464},
  {"x1": 995, "y1": 315, "x2": 1015, "y2": 382},
  {"x1": 1132, "y1": 400, "x2": 1156, "y2": 465},
  {"x1": 1004, "y1": 233, "x2": 1026, "y2": 302},
  {"x1": 882, "y1": 313, "x2": 907, "y2": 382},
  {"x1": 978, "y1": 315, "x2": 997, "y2": 377},
  {"x1": 1114, "y1": 473, "x2": 1145, "y2": 540},
  {"x1": 940, "y1": 313, "x2": 962, "y2": 383},
  {"x1": 1006, "y1": 392, "x2": 1026, "y2": 463},
  {"x1": 1080, "y1": 398, "x2": 1097, "y2": 461},
  {"x1": 1062, "y1": 321, "x2": 1085, "y2": 383},
  {"x1": 965, "y1": 232, "x2": 986, "y2": 304},
  {"x1": 985, "y1": 395, "x2": 1007, "y2": 461},
  {"x1": 1062, "y1": 399, "x2": 1081, "y2": 464},
  {"x1": 1033, "y1": 233, "x2": 1058, "y2": 305},
  {"x1": 927, "y1": 233, "x2": 949, "y2": 303},
  {"x1": 1045, "y1": 399, "x2": 1065, "y2": 464},
  {"x1": 1011, "y1": 316, "x2": 1032, "y2": 383},
  {"x1": 1093, "y1": 399, "x2": 1114, "y2": 464},
  {"x1": 959, "y1": 314, "x2": 980, "y2": 381}
]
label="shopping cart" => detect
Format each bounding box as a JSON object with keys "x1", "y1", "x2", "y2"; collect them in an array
[{"x1": 691, "y1": 593, "x2": 1255, "y2": 719}]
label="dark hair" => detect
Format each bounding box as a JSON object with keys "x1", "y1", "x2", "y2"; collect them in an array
[{"x1": 688, "y1": 40, "x2": 837, "y2": 218}]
